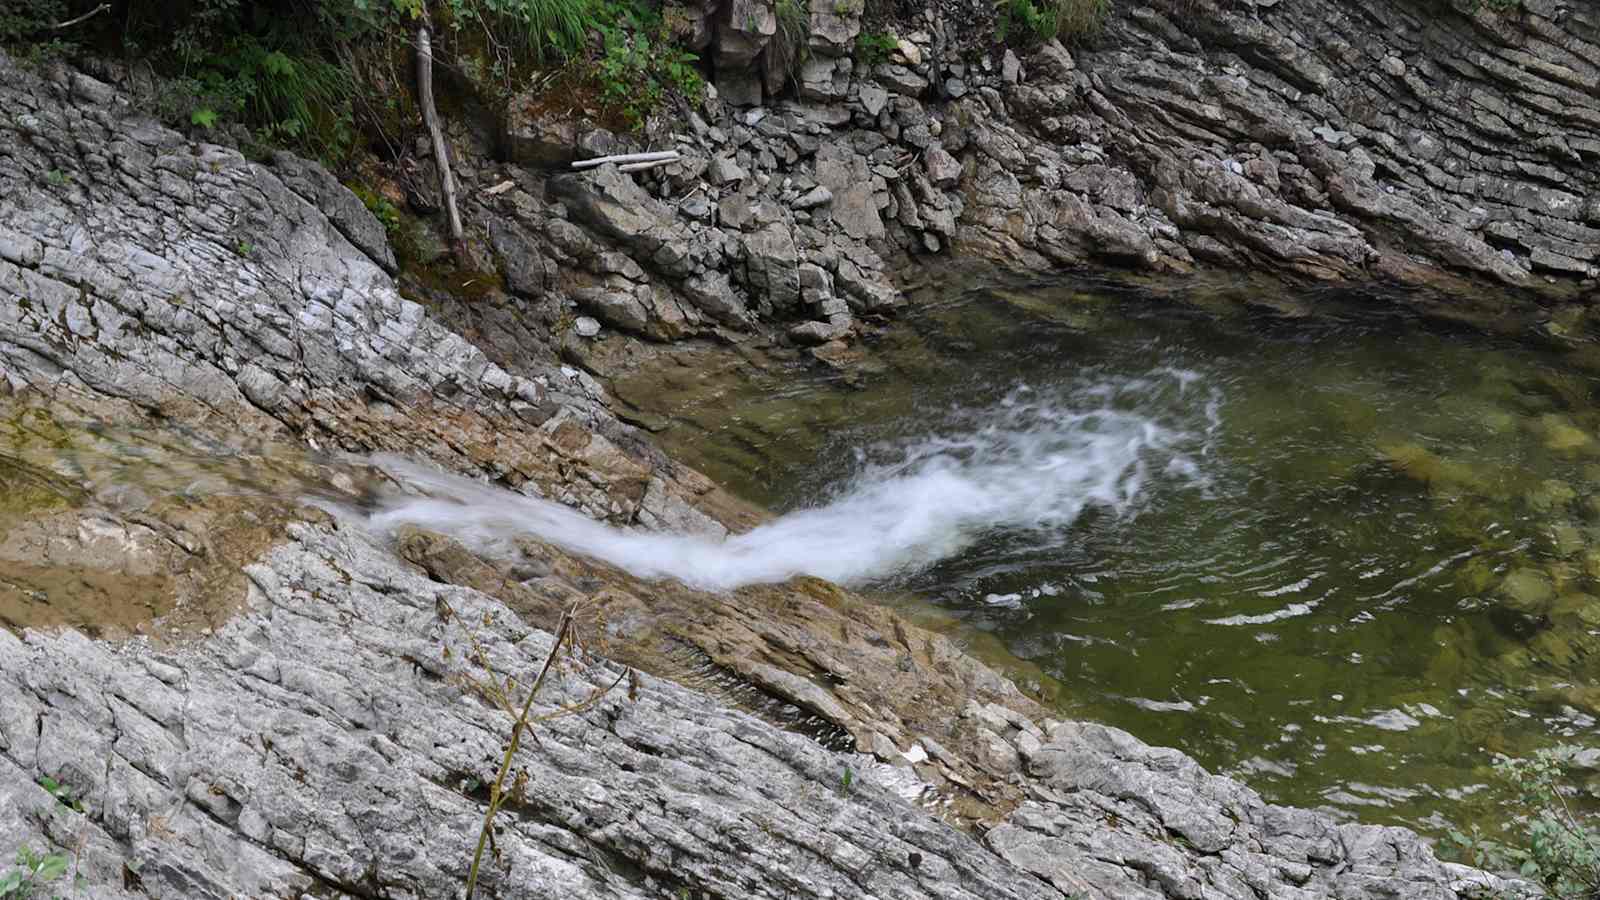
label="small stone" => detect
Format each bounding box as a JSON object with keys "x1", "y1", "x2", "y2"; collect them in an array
[
  {"x1": 680, "y1": 196, "x2": 713, "y2": 221},
  {"x1": 894, "y1": 37, "x2": 923, "y2": 66},
  {"x1": 574, "y1": 316, "x2": 601, "y2": 337},
  {"x1": 792, "y1": 186, "x2": 833, "y2": 209},
  {"x1": 1002, "y1": 50, "x2": 1022, "y2": 84},
  {"x1": 788, "y1": 318, "x2": 850, "y2": 344},
  {"x1": 944, "y1": 77, "x2": 968, "y2": 98},
  {"x1": 708, "y1": 156, "x2": 747, "y2": 185},
  {"x1": 924, "y1": 147, "x2": 962, "y2": 188},
  {"x1": 858, "y1": 83, "x2": 890, "y2": 117}
]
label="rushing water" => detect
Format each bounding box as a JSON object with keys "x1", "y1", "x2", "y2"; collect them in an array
[
  {"x1": 607, "y1": 272, "x2": 1600, "y2": 835},
  {"x1": 362, "y1": 377, "x2": 1211, "y2": 590},
  {"x1": 10, "y1": 269, "x2": 1598, "y2": 838}
]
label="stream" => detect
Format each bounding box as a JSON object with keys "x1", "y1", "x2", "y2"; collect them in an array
[
  {"x1": 6, "y1": 267, "x2": 1600, "y2": 840},
  {"x1": 606, "y1": 269, "x2": 1600, "y2": 836}
]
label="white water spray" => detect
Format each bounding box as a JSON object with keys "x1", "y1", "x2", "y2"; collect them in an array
[{"x1": 351, "y1": 374, "x2": 1217, "y2": 592}]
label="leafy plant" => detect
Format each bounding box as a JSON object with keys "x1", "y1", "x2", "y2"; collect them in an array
[
  {"x1": 590, "y1": 0, "x2": 702, "y2": 130},
  {"x1": 1446, "y1": 745, "x2": 1600, "y2": 899},
  {"x1": 0, "y1": 845, "x2": 70, "y2": 899},
  {"x1": 996, "y1": 0, "x2": 1109, "y2": 47},
  {"x1": 354, "y1": 186, "x2": 403, "y2": 235},
  {"x1": 854, "y1": 30, "x2": 896, "y2": 68},
  {"x1": 38, "y1": 776, "x2": 82, "y2": 813}
]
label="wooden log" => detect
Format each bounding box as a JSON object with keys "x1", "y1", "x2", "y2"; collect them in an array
[
  {"x1": 616, "y1": 159, "x2": 680, "y2": 173},
  {"x1": 416, "y1": 22, "x2": 465, "y2": 264},
  {"x1": 571, "y1": 151, "x2": 680, "y2": 170}
]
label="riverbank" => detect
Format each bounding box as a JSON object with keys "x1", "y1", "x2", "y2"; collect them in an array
[{"x1": 0, "y1": 47, "x2": 1548, "y2": 898}]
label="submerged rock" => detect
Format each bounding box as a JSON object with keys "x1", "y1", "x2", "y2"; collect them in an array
[{"x1": 1498, "y1": 568, "x2": 1556, "y2": 615}]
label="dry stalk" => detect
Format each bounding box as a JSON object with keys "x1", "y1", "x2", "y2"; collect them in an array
[{"x1": 462, "y1": 603, "x2": 631, "y2": 898}]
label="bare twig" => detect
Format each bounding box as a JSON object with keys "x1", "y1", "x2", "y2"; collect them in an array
[
  {"x1": 463, "y1": 607, "x2": 575, "y2": 898},
  {"x1": 50, "y1": 3, "x2": 109, "y2": 30}
]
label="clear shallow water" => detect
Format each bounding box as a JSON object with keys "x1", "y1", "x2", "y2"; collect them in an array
[{"x1": 623, "y1": 273, "x2": 1600, "y2": 834}]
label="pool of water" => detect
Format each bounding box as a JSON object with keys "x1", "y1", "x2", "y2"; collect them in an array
[{"x1": 615, "y1": 269, "x2": 1600, "y2": 834}]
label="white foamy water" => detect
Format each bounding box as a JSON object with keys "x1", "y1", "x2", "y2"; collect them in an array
[{"x1": 346, "y1": 376, "x2": 1216, "y2": 592}]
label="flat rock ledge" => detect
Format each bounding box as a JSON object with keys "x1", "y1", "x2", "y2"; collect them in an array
[{"x1": 0, "y1": 522, "x2": 1527, "y2": 900}]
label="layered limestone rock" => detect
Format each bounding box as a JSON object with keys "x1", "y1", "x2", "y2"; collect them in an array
[
  {"x1": 479, "y1": 0, "x2": 1598, "y2": 353},
  {"x1": 0, "y1": 35, "x2": 1557, "y2": 900}
]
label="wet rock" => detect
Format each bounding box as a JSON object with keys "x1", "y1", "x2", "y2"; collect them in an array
[
  {"x1": 988, "y1": 721, "x2": 1534, "y2": 900},
  {"x1": 1499, "y1": 568, "x2": 1556, "y2": 615},
  {"x1": 1, "y1": 524, "x2": 1067, "y2": 900},
  {"x1": 741, "y1": 224, "x2": 802, "y2": 308},
  {"x1": 788, "y1": 317, "x2": 851, "y2": 344},
  {"x1": 681, "y1": 271, "x2": 747, "y2": 323}
]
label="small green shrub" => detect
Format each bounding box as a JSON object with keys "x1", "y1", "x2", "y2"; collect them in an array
[
  {"x1": 0, "y1": 845, "x2": 71, "y2": 899},
  {"x1": 854, "y1": 30, "x2": 896, "y2": 68},
  {"x1": 355, "y1": 187, "x2": 403, "y2": 236},
  {"x1": 1446, "y1": 745, "x2": 1600, "y2": 899},
  {"x1": 996, "y1": 0, "x2": 1109, "y2": 47},
  {"x1": 591, "y1": 0, "x2": 702, "y2": 129}
]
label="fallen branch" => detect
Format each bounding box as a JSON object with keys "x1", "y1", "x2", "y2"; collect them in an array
[
  {"x1": 571, "y1": 150, "x2": 680, "y2": 170},
  {"x1": 416, "y1": 19, "x2": 465, "y2": 265},
  {"x1": 50, "y1": 2, "x2": 109, "y2": 29},
  {"x1": 616, "y1": 159, "x2": 677, "y2": 173}
]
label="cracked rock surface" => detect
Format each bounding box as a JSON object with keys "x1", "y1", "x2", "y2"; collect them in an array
[{"x1": 0, "y1": 37, "x2": 1545, "y2": 900}]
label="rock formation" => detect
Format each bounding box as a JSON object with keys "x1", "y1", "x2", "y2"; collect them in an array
[{"x1": 0, "y1": 1, "x2": 1581, "y2": 892}]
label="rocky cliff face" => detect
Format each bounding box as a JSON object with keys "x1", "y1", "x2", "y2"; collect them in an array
[
  {"x1": 0, "y1": 18, "x2": 1565, "y2": 900},
  {"x1": 480, "y1": 0, "x2": 1599, "y2": 356}
]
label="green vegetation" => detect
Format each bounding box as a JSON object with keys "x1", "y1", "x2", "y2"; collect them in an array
[
  {"x1": 0, "y1": 778, "x2": 86, "y2": 898},
  {"x1": 1447, "y1": 746, "x2": 1600, "y2": 899},
  {"x1": 592, "y1": 0, "x2": 703, "y2": 129},
  {"x1": 0, "y1": 846, "x2": 71, "y2": 899},
  {"x1": 996, "y1": 0, "x2": 1109, "y2": 46},
  {"x1": 854, "y1": 30, "x2": 896, "y2": 68},
  {"x1": 0, "y1": 0, "x2": 708, "y2": 164},
  {"x1": 769, "y1": 0, "x2": 809, "y2": 90}
]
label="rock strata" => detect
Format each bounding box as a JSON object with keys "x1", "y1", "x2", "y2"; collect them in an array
[
  {"x1": 0, "y1": 32, "x2": 1554, "y2": 900},
  {"x1": 472, "y1": 0, "x2": 1599, "y2": 349}
]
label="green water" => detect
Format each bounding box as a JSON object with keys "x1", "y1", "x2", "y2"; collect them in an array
[{"x1": 629, "y1": 270, "x2": 1600, "y2": 834}]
